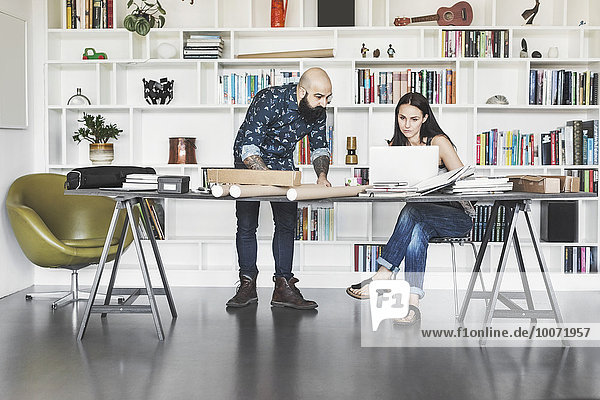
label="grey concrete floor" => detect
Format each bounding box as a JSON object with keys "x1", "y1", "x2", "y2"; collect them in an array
[{"x1": 1, "y1": 286, "x2": 600, "y2": 400}]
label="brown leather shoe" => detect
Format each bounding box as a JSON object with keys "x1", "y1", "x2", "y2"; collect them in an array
[
  {"x1": 226, "y1": 274, "x2": 258, "y2": 308},
  {"x1": 271, "y1": 277, "x2": 318, "y2": 310}
]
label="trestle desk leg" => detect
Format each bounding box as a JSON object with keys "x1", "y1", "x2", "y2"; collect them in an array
[
  {"x1": 125, "y1": 200, "x2": 164, "y2": 341},
  {"x1": 512, "y1": 228, "x2": 537, "y2": 324},
  {"x1": 101, "y1": 214, "x2": 129, "y2": 318},
  {"x1": 458, "y1": 202, "x2": 500, "y2": 323},
  {"x1": 480, "y1": 202, "x2": 520, "y2": 346},
  {"x1": 77, "y1": 202, "x2": 123, "y2": 341},
  {"x1": 140, "y1": 199, "x2": 177, "y2": 319}
]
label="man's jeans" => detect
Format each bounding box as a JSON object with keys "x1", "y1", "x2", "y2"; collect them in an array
[
  {"x1": 236, "y1": 200, "x2": 297, "y2": 280},
  {"x1": 377, "y1": 203, "x2": 473, "y2": 298}
]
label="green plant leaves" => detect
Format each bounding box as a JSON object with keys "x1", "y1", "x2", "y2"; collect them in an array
[
  {"x1": 73, "y1": 112, "x2": 122, "y2": 144},
  {"x1": 125, "y1": 0, "x2": 166, "y2": 36}
]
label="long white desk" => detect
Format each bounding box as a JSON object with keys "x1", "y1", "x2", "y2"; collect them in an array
[{"x1": 66, "y1": 189, "x2": 597, "y2": 342}]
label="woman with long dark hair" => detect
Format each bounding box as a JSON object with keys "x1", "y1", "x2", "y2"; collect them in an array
[{"x1": 346, "y1": 92, "x2": 474, "y2": 325}]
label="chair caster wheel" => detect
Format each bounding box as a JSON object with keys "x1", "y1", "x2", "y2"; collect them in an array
[
  {"x1": 51, "y1": 304, "x2": 58, "y2": 310},
  {"x1": 118, "y1": 297, "x2": 125, "y2": 304},
  {"x1": 25, "y1": 295, "x2": 32, "y2": 301}
]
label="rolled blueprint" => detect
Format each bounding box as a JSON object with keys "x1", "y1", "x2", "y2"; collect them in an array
[
  {"x1": 229, "y1": 184, "x2": 290, "y2": 198},
  {"x1": 286, "y1": 185, "x2": 369, "y2": 201},
  {"x1": 211, "y1": 184, "x2": 231, "y2": 198}
]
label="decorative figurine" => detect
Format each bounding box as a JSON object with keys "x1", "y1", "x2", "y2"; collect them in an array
[
  {"x1": 547, "y1": 46, "x2": 559, "y2": 58},
  {"x1": 531, "y1": 50, "x2": 542, "y2": 58},
  {"x1": 373, "y1": 48, "x2": 380, "y2": 58},
  {"x1": 345, "y1": 136, "x2": 358, "y2": 165},
  {"x1": 360, "y1": 43, "x2": 368, "y2": 58},
  {"x1": 520, "y1": 38, "x2": 528, "y2": 58},
  {"x1": 521, "y1": 0, "x2": 540, "y2": 25},
  {"x1": 67, "y1": 88, "x2": 91, "y2": 106},
  {"x1": 82, "y1": 47, "x2": 107, "y2": 60},
  {"x1": 143, "y1": 77, "x2": 174, "y2": 105},
  {"x1": 387, "y1": 44, "x2": 395, "y2": 58},
  {"x1": 579, "y1": 20, "x2": 587, "y2": 26}
]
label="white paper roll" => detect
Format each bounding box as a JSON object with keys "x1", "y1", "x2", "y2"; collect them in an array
[
  {"x1": 286, "y1": 185, "x2": 369, "y2": 201},
  {"x1": 229, "y1": 184, "x2": 289, "y2": 198},
  {"x1": 211, "y1": 184, "x2": 231, "y2": 198}
]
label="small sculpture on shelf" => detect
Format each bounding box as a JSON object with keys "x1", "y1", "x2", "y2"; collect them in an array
[
  {"x1": 531, "y1": 50, "x2": 542, "y2": 58},
  {"x1": 143, "y1": 77, "x2": 174, "y2": 105},
  {"x1": 67, "y1": 88, "x2": 91, "y2": 106},
  {"x1": 387, "y1": 44, "x2": 395, "y2": 58},
  {"x1": 360, "y1": 43, "x2": 368, "y2": 58},
  {"x1": 373, "y1": 48, "x2": 380, "y2": 58},
  {"x1": 345, "y1": 136, "x2": 358, "y2": 165},
  {"x1": 521, "y1": 0, "x2": 540, "y2": 25},
  {"x1": 520, "y1": 38, "x2": 528, "y2": 58},
  {"x1": 547, "y1": 46, "x2": 559, "y2": 58}
]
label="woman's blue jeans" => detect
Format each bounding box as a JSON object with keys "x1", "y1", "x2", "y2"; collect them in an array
[{"x1": 377, "y1": 203, "x2": 473, "y2": 299}]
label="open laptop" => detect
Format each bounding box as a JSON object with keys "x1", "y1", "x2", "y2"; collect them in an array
[{"x1": 369, "y1": 146, "x2": 439, "y2": 187}]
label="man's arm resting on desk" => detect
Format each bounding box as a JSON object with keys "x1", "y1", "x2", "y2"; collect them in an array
[{"x1": 313, "y1": 155, "x2": 331, "y2": 187}]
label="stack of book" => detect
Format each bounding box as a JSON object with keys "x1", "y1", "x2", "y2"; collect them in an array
[
  {"x1": 443, "y1": 176, "x2": 513, "y2": 194},
  {"x1": 295, "y1": 205, "x2": 334, "y2": 241},
  {"x1": 183, "y1": 35, "x2": 223, "y2": 59},
  {"x1": 122, "y1": 174, "x2": 159, "y2": 191},
  {"x1": 66, "y1": 0, "x2": 113, "y2": 29}
]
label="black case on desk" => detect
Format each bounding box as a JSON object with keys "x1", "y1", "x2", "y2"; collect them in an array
[
  {"x1": 540, "y1": 200, "x2": 578, "y2": 242},
  {"x1": 158, "y1": 176, "x2": 190, "y2": 194},
  {"x1": 65, "y1": 166, "x2": 156, "y2": 189}
]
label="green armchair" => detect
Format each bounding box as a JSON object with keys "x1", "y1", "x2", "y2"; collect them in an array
[{"x1": 6, "y1": 173, "x2": 134, "y2": 309}]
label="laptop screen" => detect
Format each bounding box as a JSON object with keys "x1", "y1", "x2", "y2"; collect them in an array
[{"x1": 369, "y1": 146, "x2": 439, "y2": 186}]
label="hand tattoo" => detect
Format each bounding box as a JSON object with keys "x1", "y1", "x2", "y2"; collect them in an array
[
  {"x1": 243, "y1": 155, "x2": 269, "y2": 170},
  {"x1": 313, "y1": 155, "x2": 330, "y2": 178}
]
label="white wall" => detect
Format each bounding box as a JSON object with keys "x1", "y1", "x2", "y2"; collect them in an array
[{"x1": 0, "y1": 0, "x2": 43, "y2": 298}]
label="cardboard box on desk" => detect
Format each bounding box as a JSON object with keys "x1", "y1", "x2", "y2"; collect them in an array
[
  {"x1": 508, "y1": 175, "x2": 580, "y2": 194},
  {"x1": 207, "y1": 169, "x2": 302, "y2": 187}
]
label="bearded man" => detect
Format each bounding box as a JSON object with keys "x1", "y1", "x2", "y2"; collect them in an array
[{"x1": 227, "y1": 67, "x2": 333, "y2": 310}]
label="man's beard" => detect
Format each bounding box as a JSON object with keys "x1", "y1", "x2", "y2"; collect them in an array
[{"x1": 298, "y1": 96, "x2": 326, "y2": 123}]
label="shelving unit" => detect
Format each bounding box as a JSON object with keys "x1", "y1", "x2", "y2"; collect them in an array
[{"x1": 44, "y1": 0, "x2": 599, "y2": 288}]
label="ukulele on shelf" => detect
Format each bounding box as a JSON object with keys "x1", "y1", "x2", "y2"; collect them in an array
[{"x1": 394, "y1": 1, "x2": 473, "y2": 27}]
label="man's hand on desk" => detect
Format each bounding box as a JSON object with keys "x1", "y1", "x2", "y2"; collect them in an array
[{"x1": 317, "y1": 174, "x2": 331, "y2": 187}]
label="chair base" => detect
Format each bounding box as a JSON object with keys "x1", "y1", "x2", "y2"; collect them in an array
[{"x1": 25, "y1": 270, "x2": 99, "y2": 310}]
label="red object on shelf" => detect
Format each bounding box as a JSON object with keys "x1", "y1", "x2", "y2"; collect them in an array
[{"x1": 271, "y1": 0, "x2": 288, "y2": 27}]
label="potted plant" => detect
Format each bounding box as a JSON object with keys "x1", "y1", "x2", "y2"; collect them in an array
[
  {"x1": 73, "y1": 112, "x2": 123, "y2": 165},
  {"x1": 124, "y1": 0, "x2": 166, "y2": 36}
]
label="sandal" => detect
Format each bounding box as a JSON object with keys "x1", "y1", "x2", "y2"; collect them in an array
[
  {"x1": 393, "y1": 305, "x2": 421, "y2": 326},
  {"x1": 345, "y1": 278, "x2": 373, "y2": 300}
]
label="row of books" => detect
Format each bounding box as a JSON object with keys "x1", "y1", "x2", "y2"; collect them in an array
[
  {"x1": 441, "y1": 29, "x2": 509, "y2": 58},
  {"x1": 295, "y1": 206, "x2": 334, "y2": 241},
  {"x1": 355, "y1": 69, "x2": 456, "y2": 105},
  {"x1": 529, "y1": 69, "x2": 599, "y2": 106},
  {"x1": 566, "y1": 169, "x2": 598, "y2": 193},
  {"x1": 66, "y1": 0, "x2": 113, "y2": 29},
  {"x1": 353, "y1": 244, "x2": 384, "y2": 272},
  {"x1": 295, "y1": 126, "x2": 334, "y2": 165},
  {"x1": 475, "y1": 120, "x2": 599, "y2": 166},
  {"x1": 219, "y1": 70, "x2": 300, "y2": 104},
  {"x1": 352, "y1": 167, "x2": 370, "y2": 185},
  {"x1": 183, "y1": 35, "x2": 223, "y2": 59},
  {"x1": 136, "y1": 199, "x2": 165, "y2": 240},
  {"x1": 564, "y1": 246, "x2": 598, "y2": 273},
  {"x1": 470, "y1": 204, "x2": 508, "y2": 242}
]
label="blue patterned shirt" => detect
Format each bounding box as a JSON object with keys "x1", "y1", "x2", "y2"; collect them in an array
[{"x1": 233, "y1": 83, "x2": 330, "y2": 171}]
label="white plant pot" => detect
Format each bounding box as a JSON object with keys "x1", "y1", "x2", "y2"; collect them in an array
[{"x1": 89, "y1": 143, "x2": 114, "y2": 165}]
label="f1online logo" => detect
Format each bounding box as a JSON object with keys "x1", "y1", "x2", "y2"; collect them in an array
[{"x1": 369, "y1": 280, "x2": 410, "y2": 331}]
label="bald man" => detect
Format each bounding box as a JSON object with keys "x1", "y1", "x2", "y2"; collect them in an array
[{"x1": 227, "y1": 68, "x2": 333, "y2": 310}]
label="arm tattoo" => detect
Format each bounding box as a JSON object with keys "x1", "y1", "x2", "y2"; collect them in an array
[
  {"x1": 313, "y1": 155, "x2": 330, "y2": 177},
  {"x1": 243, "y1": 155, "x2": 269, "y2": 170}
]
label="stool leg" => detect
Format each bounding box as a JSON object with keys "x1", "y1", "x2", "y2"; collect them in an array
[{"x1": 451, "y1": 243, "x2": 459, "y2": 319}]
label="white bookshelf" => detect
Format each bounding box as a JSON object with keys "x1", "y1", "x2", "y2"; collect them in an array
[{"x1": 44, "y1": 0, "x2": 599, "y2": 288}]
